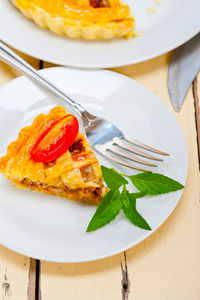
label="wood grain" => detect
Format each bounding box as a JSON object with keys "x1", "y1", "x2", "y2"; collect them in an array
[
  {"x1": 0, "y1": 52, "x2": 39, "y2": 300},
  {"x1": 115, "y1": 55, "x2": 200, "y2": 300},
  {"x1": 0, "y1": 249, "x2": 31, "y2": 300},
  {"x1": 0, "y1": 50, "x2": 200, "y2": 300},
  {"x1": 39, "y1": 54, "x2": 200, "y2": 300},
  {"x1": 40, "y1": 253, "x2": 123, "y2": 300},
  {"x1": 121, "y1": 252, "x2": 130, "y2": 300},
  {"x1": 193, "y1": 74, "x2": 200, "y2": 165},
  {"x1": 27, "y1": 259, "x2": 36, "y2": 300}
]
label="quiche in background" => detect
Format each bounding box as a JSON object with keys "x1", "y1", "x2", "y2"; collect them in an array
[{"x1": 11, "y1": 0, "x2": 135, "y2": 39}]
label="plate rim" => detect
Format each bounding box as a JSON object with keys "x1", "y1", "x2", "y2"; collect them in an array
[
  {"x1": 0, "y1": 67, "x2": 188, "y2": 262},
  {"x1": 1, "y1": 30, "x2": 199, "y2": 69},
  {"x1": 0, "y1": 0, "x2": 199, "y2": 68}
]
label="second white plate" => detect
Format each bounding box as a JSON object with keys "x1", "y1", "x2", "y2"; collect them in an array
[
  {"x1": 0, "y1": 0, "x2": 199, "y2": 68},
  {"x1": 0, "y1": 67, "x2": 187, "y2": 262}
]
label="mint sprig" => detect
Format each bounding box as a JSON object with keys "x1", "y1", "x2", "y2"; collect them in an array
[
  {"x1": 101, "y1": 166, "x2": 128, "y2": 189},
  {"x1": 86, "y1": 189, "x2": 121, "y2": 232},
  {"x1": 121, "y1": 190, "x2": 151, "y2": 230},
  {"x1": 129, "y1": 172, "x2": 184, "y2": 195},
  {"x1": 86, "y1": 166, "x2": 184, "y2": 232}
]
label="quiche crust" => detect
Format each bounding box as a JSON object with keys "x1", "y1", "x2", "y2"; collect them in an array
[
  {"x1": 0, "y1": 106, "x2": 108, "y2": 205},
  {"x1": 11, "y1": 0, "x2": 135, "y2": 39}
]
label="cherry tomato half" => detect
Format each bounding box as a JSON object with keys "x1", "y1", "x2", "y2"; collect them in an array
[{"x1": 31, "y1": 114, "x2": 79, "y2": 163}]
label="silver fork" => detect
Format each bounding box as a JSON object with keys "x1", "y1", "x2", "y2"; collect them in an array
[{"x1": 0, "y1": 40, "x2": 169, "y2": 171}]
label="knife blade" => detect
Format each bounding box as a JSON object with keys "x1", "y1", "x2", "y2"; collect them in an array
[{"x1": 168, "y1": 33, "x2": 200, "y2": 112}]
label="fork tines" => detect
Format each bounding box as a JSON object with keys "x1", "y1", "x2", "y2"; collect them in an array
[{"x1": 95, "y1": 136, "x2": 169, "y2": 171}]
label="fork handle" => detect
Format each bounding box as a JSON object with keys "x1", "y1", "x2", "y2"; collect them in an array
[{"x1": 0, "y1": 40, "x2": 89, "y2": 119}]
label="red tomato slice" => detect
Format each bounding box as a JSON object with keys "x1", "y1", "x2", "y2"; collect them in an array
[{"x1": 31, "y1": 114, "x2": 79, "y2": 162}]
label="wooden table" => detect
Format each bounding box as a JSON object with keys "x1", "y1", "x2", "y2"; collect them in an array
[{"x1": 0, "y1": 51, "x2": 199, "y2": 300}]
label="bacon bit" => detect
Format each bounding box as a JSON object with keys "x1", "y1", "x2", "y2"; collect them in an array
[
  {"x1": 43, "y1": 160, "x2": 56, "y2": 168},
  {"x1": 69, "y1": 139, "x2": 85, "y2": 155},
  {"x1": 90, "y1": 0, "x2": 109, "y2": 8}
]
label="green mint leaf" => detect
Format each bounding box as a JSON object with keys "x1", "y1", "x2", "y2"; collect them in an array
[
  {"x1": 129, "y1": 172, "x2": 184, "y2": 195},
  {"x1": 101, "y1": 166, "x2": 128, "y2": 190},
  {"x1": 86, "y1": 189, "x2": 122, "y2": 232},
  {"x1": 129, "y1": 190, "x2": 147, "y2": 199},
  {"x1": 121, "y1": 191, "x2": 151, "y2": 230}
]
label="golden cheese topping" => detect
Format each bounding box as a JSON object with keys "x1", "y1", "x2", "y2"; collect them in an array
[
  {"x1": 0, "y1": 106, "x2": 108, "y2": 204},
  {"x1": 11, "y1": 0, "x2": 135, "y2": 39},
  {"x1": 15, "y1": 0, "x2": 130, "y2": 22}
]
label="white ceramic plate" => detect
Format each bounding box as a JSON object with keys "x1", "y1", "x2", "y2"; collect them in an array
[
  {"x1": 0, "y1": 67, "x2": 187, "y2": 262},
  {"x1": 0, "y1": 0, "x2": 199, "y2": 69}
]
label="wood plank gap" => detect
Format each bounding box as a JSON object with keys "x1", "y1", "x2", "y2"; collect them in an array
[
  {"x1": 121, "y1": 252, "x2": 131, "y2": 300},
  {"x1": 193, "y1": 76, "x2": 200, "y2": 170},
  {"x1": 34, "y1": 59, "x2": 44, "y2": 300},
  {"x1": 39, "y1": 60, "x2": 44, "y2": 70},
  {"x1": 35, "y1": 260, "x2": 41, "y2": 300},
  {"x1": 27, "y1": 258, "x2": 36, "y2": 300}
]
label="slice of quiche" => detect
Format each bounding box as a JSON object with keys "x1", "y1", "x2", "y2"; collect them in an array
[
  {"x1": 0, "y1": 106, "x2": 107, "y2": 205},
  {"x1": 11, "y1": 0, "x2": 135, "y2": 39}
]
